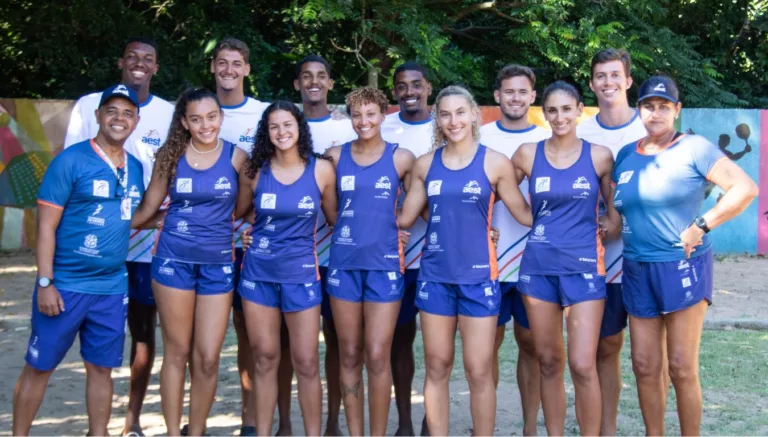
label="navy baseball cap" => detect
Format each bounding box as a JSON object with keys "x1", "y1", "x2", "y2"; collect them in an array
[
  {"x1": 637, "y1": 76, "x2": 679, "y2": 104},
  {"x1": 98, "y1": 84, "x2": 140, "y2": 111}
]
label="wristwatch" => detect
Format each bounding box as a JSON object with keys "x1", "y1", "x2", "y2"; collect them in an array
[
  {"x1": 693, "y1": 216, "x2": 710, "y2": 234},
  {"x1": 38, "y1": 277, "x2": 53, "y2": 288}
]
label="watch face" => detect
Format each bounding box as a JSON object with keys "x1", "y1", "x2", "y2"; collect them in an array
[{"x1": 38, "y1": 277, "x2": 51, "y2": 287}]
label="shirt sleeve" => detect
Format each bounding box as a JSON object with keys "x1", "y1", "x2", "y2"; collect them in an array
[
  {"x1": 37, "y1": 153, "x2": 75, "y2": 209},
  {"x1": 63, "y1": 97, "x2": 91, "y2": 148},
  {"x1": 690, "y1": 135, "x2": 726, "y2": 178}
]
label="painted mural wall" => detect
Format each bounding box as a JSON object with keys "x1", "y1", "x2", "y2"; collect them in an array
[{"x1": 1, "y1": 99, "x2": 765, "y2": 254}]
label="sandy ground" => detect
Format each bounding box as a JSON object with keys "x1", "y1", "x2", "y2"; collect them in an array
[{"x1": 0, "y1": 250, "x2": 766, "y2": 436}]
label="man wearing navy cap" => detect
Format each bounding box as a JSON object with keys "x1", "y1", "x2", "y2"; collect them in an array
[{"x1": 13, "y1": 85, "x2": 146, "y2": 436}]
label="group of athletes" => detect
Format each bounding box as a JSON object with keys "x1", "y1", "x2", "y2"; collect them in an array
[{"x1": 11, "y1": 36, "x2": 758, "y2": 437}]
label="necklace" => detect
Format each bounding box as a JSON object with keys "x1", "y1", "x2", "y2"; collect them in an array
[{"x1": 189, "y1": 139, "x2": 221, "y2": 167}]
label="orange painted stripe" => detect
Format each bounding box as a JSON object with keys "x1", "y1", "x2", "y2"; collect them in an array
[
  {"x1": 608, "y1": 270, "x2": 622, "y2": 284},
  {"x1": 405, "y1": 253, "x2": 422, "y2": 269},
  {"x1": 498, "y1": 249, "x2": 524, "y2": 274},
  {"x1": 37, "y1": 200, "x2": 63, "y2": 210},
  {"x1": 487, "y1": 192, "x2": 499, "y2": 281}
]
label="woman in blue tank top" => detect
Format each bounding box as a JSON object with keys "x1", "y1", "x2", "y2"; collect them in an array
[
  {"x1": 510, "y1": 81, "x2": 620, "y2": 436},
  {"x1": 131, "y1": 88, "x2": 249, "y2": 436},
  {"x1": 233, "y1": 101, "x2": 337, "y2": 437},
  {"x1": 323, "y1": 88, "x2": 416, "y2": 436},
  {"x1": 398, "y1": 85, "x2": 532, "y2": 436},
  {"x1": 615, "y1": 76, "x2": 757, "y2": 436}
]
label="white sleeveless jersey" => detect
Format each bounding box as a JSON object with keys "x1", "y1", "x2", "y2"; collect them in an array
[
  {"x1": 64, "y1": 92, "x2": 174, "y2": 263},
  {"x1": 308, "y1": 116, "x2": 358, "y2": 267},
  {"x1": 218, "y1": 97, "x2": 270, "y2": 248},
  {"x1": 577, "y1": 111, "x2": 647, "y2": 283},
  {"x1": 381, "y1": 111, "x2": 434, "y2": 270},
  {"x1": 481, "y1": 121, "x2": 551, "y2": 282}
]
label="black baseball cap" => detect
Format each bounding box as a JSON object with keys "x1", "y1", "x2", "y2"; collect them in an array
[
  {"x1": 637, "y1": 76, "x2": 679, "y2": 104},
  {"x1": 98, "y1": 84, "x2": 140, "y2": 111}
]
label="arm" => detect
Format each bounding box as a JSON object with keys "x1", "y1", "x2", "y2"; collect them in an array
[
  {"x1": 397, "y1": 156, "x2": 429, "y2": 229},
  {"x1": 36, "y1": 205, "x2": 66, "y2": 316},
  {"x1": 594, "y1": 145, "x2": 621, "y2": 240},
  {"x1": 318, "y1": 159, "x2": 338, "y2": 226},
  {"x1": 131, "y1": 161, "x2": 169, "y2": 229},
  {"x1": 235, "y1": 163, "x2": 255, "y2": 220},
  {"x1": 701, "y1": 158, "x2": 758, "y2": 228},
  {"x1": 494, "y1": 157, "x2": 533, "y2": 227}
]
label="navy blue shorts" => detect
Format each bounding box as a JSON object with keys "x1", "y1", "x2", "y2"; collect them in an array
[
  {"x1": 396, "y1": 269, "x2": 419, "y2": 326},
  {"x1": 26, "y1": 288, "x2": 128, "y2": 371},
  {"x1": 127, "y1": 261, "x2": 154, "y2": 307},
  {"x1": 622, "y1": 251, "x2": 713, "y2": 318},
  {"x1": 239, "y1": 279, "x2": 322, "y2": 313},
  {"x1": 518, "y1": 273, "x2": 606, "y2": 307},
  {"x1": 151, "y1": 257, "x2": 235, "y2": 295},
  {"x1": 232, "y1": 248, "x2": 245, "y2": 312},
  {"x1": 415, "y1": 280, "x2": 501, "y2": 318},
  {"x1": 326, "y1": 269, "x2": 404, "y2": 303},
  {"x1": 600, "y1": 283, "x2": 628, "y2": 337},
  {"x1": 497, "y1": 283, "x2": 530, "y2": 329}
]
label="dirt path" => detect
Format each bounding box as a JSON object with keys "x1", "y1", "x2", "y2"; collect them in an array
[{"x1": 1, "y1": 250, "x2": 766, "y2": 436}]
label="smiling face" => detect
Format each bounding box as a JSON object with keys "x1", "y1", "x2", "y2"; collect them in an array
[
  {"x1": 211, "y1": 49, "x2": 250, "y2": 92},
  {"x1": 349, "y1": 101, "x2": 385, "y2": 141},
  {"x1": 393, "y1": 69, "x2": 431, "y2": 116},
  {"x1": 437, "y1": 95, "x2": 477, "y2": 144},
  {"x1": 638, "y1": 97, "x2": 681, "y2": 138},
  {"x1": 589, "y1": 60, "x2": 632, "y2": 106},
  {"x1": 294, "y1": 61, "x2": 333, "y2": 105},
  {"x1": 543, "y1": 90, "x2": 583, "y2": 137},
  {"x1": 267, "y1": 109, "x2": 300, "y2": 152},
  {"x1": 181, "y1": 97, "x2": 222, "y2": 146},
  {"x1": 118, "y1": 42, "x2": 159, "y2": 91},
  {"x1": 495, "y1": 75, "x2": 536, "y2": 122},
  {"x1": 95, "y1": 97, "x2": 139, "y2": 144}
]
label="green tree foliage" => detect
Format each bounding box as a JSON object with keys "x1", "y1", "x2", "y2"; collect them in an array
[{"x1": 1, "y1": 0, "x2": 766, "y2": 107}]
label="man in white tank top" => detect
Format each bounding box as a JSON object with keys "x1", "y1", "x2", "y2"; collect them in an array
[
  {"x1": 480, "y1": 64, "x2": 550, "y2": 436},
  {"x1": 576, "y1": 48, "x2": 650, "y2": 436}
]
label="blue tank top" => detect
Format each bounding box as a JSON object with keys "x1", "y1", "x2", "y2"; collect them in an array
[
  {"x1": 330, "y1": 142, "x2": 403, "y2": 272},
  {"x1": 155, "y1": 140, "x2": 237, "y2": 263},
  {"x1": 520, "y1": 140, "x2": 604, "y2": 276},
  {"x1": 241, "y1": 157, "x2": 321, "y2": 283},
  {"x1": 420, "y1": 145, "x2": 497, "y2": 284}
]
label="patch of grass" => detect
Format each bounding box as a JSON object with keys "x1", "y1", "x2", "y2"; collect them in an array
[{"x1": 411, "y1": 328, "x2": 767, "y2": 435}]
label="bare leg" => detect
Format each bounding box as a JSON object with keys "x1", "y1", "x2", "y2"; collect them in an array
[
  {"x1": 492, "y1": 325, "x2": 505, "y2": 388},
  {"x1": 522, "y1": 295, "x2": 565, "y2": 436},
  {"x1": 153, "y1": 281, "x2": 196, "y2": 436},
  {"x1": 458, "y1": 315, "x2": 498, "y2": 437},
  {"x1": 629, "y1": 315, "x2": 666, "y2": 436},
  {"x1": 233, "y1": 308, "x2": 257, "y2": 431},
  {"x1": 284, "y1": 306, "x2": 323, "y2": 436},
  {"x1": 12, "y1": 365, "x2": 54, "y2": 436},
  {"x1": 322, "y1": 318, "x2": 343, "y2": 436},
  {"x1": 420, "y1": 312, "x2": 457, "y2": 437},
  {"x1": 277, "y1": 319, "x2": 294, "y2": 436},
  {"x1": 364, "y1": 301, "x2": 401, "y2": 436},
  {"x1": 665, "y1": 300, "x2": 708, "y2": 436},
  {"x1": 597, "y1": 331, "x2": 623, "y2": 436},
  {"x1": 124, "y1": 300, "x2": 157, "y2": 436},
  {"x1": 330, "y1": 297, "x2": 365, "y2": 436},
  {"x1": 391, "y1": 320, "x2": 417, "y2": 436},
  {"x1": 85, "y1": 361, "x2": 114, "y2": 436},
  {"x1": 564, "y1": 300, "x2": 605, "y2": 436},
  {"x1": 514, "y1": 322, "x2": 540, "y2": 436}
]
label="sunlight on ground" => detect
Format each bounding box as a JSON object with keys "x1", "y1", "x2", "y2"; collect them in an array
[{"x1": 0, "y1": 265, "x2": 36, "y2": 274}]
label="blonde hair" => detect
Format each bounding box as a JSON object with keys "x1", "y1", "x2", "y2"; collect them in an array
[{"x1": 431, "y1": 85, "x2": 482, "y2": 149}]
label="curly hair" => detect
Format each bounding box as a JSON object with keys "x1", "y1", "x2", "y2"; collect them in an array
[
  {"x1": 154, "y1": 88, "x2": 221, "y2": 182},
  {"x1": 345, "y1": 87, "x2": 389, "y2": 115},
  {"x1": 431, "y1": 85, "x2": 481, "y2": 150},
  {"x1": 246, "y1": 101, "x2": 328, "y2": 178}
]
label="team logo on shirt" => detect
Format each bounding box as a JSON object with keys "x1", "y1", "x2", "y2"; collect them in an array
[
  {"x1": 240, "y1": 128, "x2": 256, "y2": 144},
  {"x1": 84, "y1": 234, "x2": 98, "y2": 249},
  {"x1": 427, "y1": 232, "x2": 441, "y2": 250},
  {"x1": 341, "y1": 226, "x2": 351, "y2": 238},
  {"x1": 298, "y1": 196, "x2": 315, "y2": 210},
  {"x1": 142, "y1": 129, "x2": 162, "y2": 147},
  {"x1": 128, "y1": 185, "x2": 141, "y2": 198},
  {"x1": 159, "y1": 259, "x2": 175, "y2": 276},
  {"x1": 573, "y1": 176, "x2": 591, "y2": 190},
  {"x1": 617, "y1": 171, "x2": 634, "y2": 185},
  {"x1": 328, "y1": 269, "x2": 340, "y2": 286},
  {"x1": 87, "y1": 204, "x2": 105, "y2": 226},
  {"x1": 214, "y1": 177, "x2": 232, "y2": 190},
  {"x1": 682, "y1": 277, "x2": 692, "y2": 288},
  {"x1": 613, "y1": 190, "x2": 622, "y2": 208},
  {"x1": 678, "y1": 260, "x2": 690, "y2": 271},
  {"x1": 176, "y1": 178, "x2": 193, "y2": 193},
  {"x1": 537, "y1": 200, "x2": 551, "y2": 217},
  {"x1": 621, "y1": 216, "x2": 631, "y2": 234},
  {"x1": 341, "y1": 176, "x2": 356, "y2": 191},
  {"x1": 530, "y1": 225, "x2": 547, "y2": 242},
  {"x1": 428, "y1": 180, "x2": 442, "y2": 196},
  {"x1": 261, "y1": 193, "x2": 277, "y2": 209},
  {"x1": 463, "y1": 180, "x2": 482, "y2": 194},
  {"x1": 418, "y1": 282, "x2": 428, "y2": 300},
  {"x1": 264, "y1": 216, "x2": 275, "y2": 231},
  {"x1": 375, "y1": 176, "x2": 392, "y2": 190},
  {"x1": 258, "y1": 237, "x2": 270, "y2": 249},
  {"x1": 179, "y1": 200, "x2": 193, "y2": 213},
  {"x1": 535, "y1": 177, "x2": 550, "y2": 193},
  {"x1": 341, "y1": 198, "x2": 354, "y2": 217},
  {"x1": 93, "y1": 180, "x2": 110, "y2": 198},
  {"x1": 177, "y1": 220, "x2": 189, "y2": 233}
]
